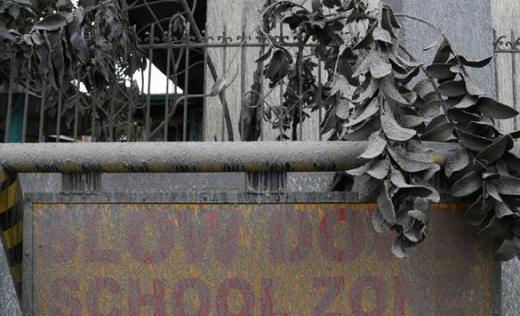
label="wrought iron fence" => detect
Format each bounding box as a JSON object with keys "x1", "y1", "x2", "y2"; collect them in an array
[
  {"x1": 493, "y1": 29, "x2": 520, "y2": 132},
  {"x1": 0, "y1": 0, "x2": 329, "y2": 143}
]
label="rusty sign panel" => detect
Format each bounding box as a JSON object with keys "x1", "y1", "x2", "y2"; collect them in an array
[{"x1": 31, "y1": 203, "x2": 495, "y2": 315}]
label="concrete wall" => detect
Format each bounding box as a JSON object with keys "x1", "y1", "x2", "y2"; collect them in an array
[{"x1": 491, "y1": 1, "x2": 520, "y2": 315}]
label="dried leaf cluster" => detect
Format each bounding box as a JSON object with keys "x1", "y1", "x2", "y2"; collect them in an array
[{"x1": 258, "y1": 0, "x2": 520, "y2": 259}]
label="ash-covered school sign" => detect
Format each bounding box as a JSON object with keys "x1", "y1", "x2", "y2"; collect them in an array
[{"x1": 31, "y1": 202, "x2": 495, "y2": 315}]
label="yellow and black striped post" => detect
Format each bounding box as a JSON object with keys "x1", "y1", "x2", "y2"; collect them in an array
[{"x1": 0, "y1": 167, "x2": 23, "y2": 297}]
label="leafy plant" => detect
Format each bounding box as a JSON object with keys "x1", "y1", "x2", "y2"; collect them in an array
[
  {"x1": 0, "y1": 0, "x2": 145, "y2": 139},
  {"x1": 256, "y1": 0, "x2": 520, "y2": 259}
]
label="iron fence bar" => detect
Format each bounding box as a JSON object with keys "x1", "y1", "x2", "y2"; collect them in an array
[
  {"x1": 55, "y1": 28, "x2": 64, "y2": 143},
  {"x1": 138, "y1": 42, "x2": 325, "y2": 49},
  {"x1": 202, "y1": 28, "x2": 209, "y2": 141},
  {"x1": 221, "y1": 24, "x2": 228, "y2": 141},
  {"x1": 73, "y1": 76, "x2": 81, "y2": 141},
  {"x1": 38, "y1": 83, "x2": 46, "y2": 142},
  {"x1": 318, "y1": 55, "x2": 323, "y2": 141},
  {"x1": 495, "y1": 50, "x2": 520, "y2": 53},
  {"x1": 512, "y1": 30, "x2": 518, "y2": 131},
  {"x1": 298, "y1": 35, "x2": 304, "y2": 141},
  {"x1": 164, "y1": 21, "x2": 173, "y2": 141},
  {"x1": 493, "y1": 30, "x2": 500, "y2": 104},
  {"x1": 183, "y1": 23, "x2": 191, "y2": 141},
  {"x1": 21, "y1": 51, "x2": 31, "y2": 142},
  {"x1": 4, "y1": 52, "x2": 15, "y2": 143},
  {"x1": 0, "y1": 141, "x2": 458, "y2": 174},
  {"x1": 145, "y1": 24, "x2": 155, "y2": 141}
]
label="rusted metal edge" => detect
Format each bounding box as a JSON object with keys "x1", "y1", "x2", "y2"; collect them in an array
[
  {"x1": 0, "y1": 142, "x2": 459, "y2": 174},
  {"x1": 24, "y1": 191, "x2": 463, "y2": 205}
]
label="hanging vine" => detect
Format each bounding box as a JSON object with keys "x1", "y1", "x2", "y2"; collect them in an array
[{"x1": 255, "y1": 0, "x2": 520, "y2": 259}]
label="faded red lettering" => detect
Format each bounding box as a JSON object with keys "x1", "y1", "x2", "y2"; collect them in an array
[
  {"x1": 270, "y1": 209, "x2": 312, "y2": 263},
  {"x1": 50, "y1": 277, "x2": 83, "y2": 316},
  {"x1": 209, "y1": 211, "x2": 240, "y2": 264},
  {"x1": 84, "y1": 212, "x2": 120, "y2": 264},
  {"x1": 176, "y1": 212, "x2": 209, "y2": 264},
  {"x1": 393, "y1": 275, "x2": 407, "y2": 316},
  {"x1": 216, "y1": 278, "x2": 255, "y2": 316},
  {"x1": 128, "y1": 279, "x2": 166, "y2": 316},
  {"x1": 261, "y1": 278, "x2": 288, "y2": 316},
  {"x1": 127, "y1": 210, "x2": 174, "y2": 264},
  {"x1": 87, "y1": 277, "x2": 121, "y2": 316},
  {"x1": 319, "y1": 208, "x2": 364, "y2": 262},
  {"x1": 350, "y1": 275, "x2": 387, "y2": 316},
  {"x1": 172, "y1": 278, "x2": 210, "y2": 316},
  {"x1": 312, "y1": 277, "x2": 345, "y2": 316}
]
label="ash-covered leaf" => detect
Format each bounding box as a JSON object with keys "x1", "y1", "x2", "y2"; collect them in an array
[
  {"x1": 34, "y1": 14, "x2": 70, "y2": 31},
  {"x1": 421, "y1": 116, "x2": 453, "y2": 141},
  {"x1": 353, "y1": 78, "x2": 379, "y2": 103},
  {"x1": 346, "y1": 162, "x2": 372, "y2": 177},
  {"x1": 382, "y1": 77, "x2": 410, "y2": 105},
  {"x1": 256, "y1": 47, "x2": 272, "y2": 63},
  {"x1": 370, "y1": 57, "x2": 393, "y2": 79},
  {"x1": 444, "y1": 149, "x2": 470, "y2": 178},
  {"x1": 387, "y1": 146, "x2": 433, "y2": 173},
  {"x1": 457, "y1": 56, "x2": 493, "y2": 68},
  {"x1": 477, "y1": 135, "x2": 514, "y2": 166},
  {"x1": 495, "y1": 202, "x2": 515, "y2": 219},
  {"x1": 342, "y1": 116, "x2": 381, "y2": 141},
  {"x1": 335, "y1": 98, "x2": 350, "y2": 120},
  {"x1": 265, "y1": 49, "x2": 291, "y2": 86},
  {"x1": 392, "y1": 237, "x2": 409, "y2": 259},
  {"x1": 356, "y1": 175, "x2": 383, "y2": 200},
  {"x1": 368, "y1": 158, "x2": 390, "y2": 180},
  {"x1": 477, "y1": 97, "x2": 519, "y2": 120},
  {"x1": 495, "y1": 239, "x2": 520, "y2": 261},
  {"x1": 426, "y1": 63, "x2": 456, "y2": 80},
  {"x1": 408, "y1": 210, "x2": 426, "y2": 223},
  {"x1": 413, "y1": 80, "x2": 435, "y2": 99},
  {"x1": 373, "y1": 27, "x2": 392, "y2": 44},
  {"x1": 390, "y1": 168, "x2": 440, "y2": 202},
  {"x1": 451, "y1": 171, "x2": 482, "y2": 197},
  {"x1": 457, "y1": 129, "x2": 493, "y2": 152},
  {"x1": 404, "y1": 223, "x2": 426, "y2": 243},
  {"x1": 433, "y1": 38, "x2": 453, "y2": 63},
  {"x1": 465, "y1": 196, "x2": 493, "y2": 226},
  {"x1": 372, "y1": 209, "x2": 391, "y2": 233},
  {"x1": 454, "y1": 95, "x2": 478, "y2": 109},
  {"x1": 479, "y1": 216, "x2": 511, "y2": 239},
  {"x1": 346, "y1": 98, "x2": 379, "y2": 130},
  {"x1": 491, "y1": 176, "x2": 520, "y2": 195},
  {"x1": 447, "y1": 108, "x2": 481, "y2": 123},
  {"x1": 381, "y1": 103, "x2": 416, "y2": 141},
  {"x1": 359, "y1": 132, "x2": 387, "y2": 159},
  {"x1": 377, "y1": 181, "x2": 396, "y2": 225},
  {"x1": 438, "y1": 80, "x2": 466, "y2": 97},
  {"x1": 323, "y1": 0, "x2": 342, "y2": 8}
]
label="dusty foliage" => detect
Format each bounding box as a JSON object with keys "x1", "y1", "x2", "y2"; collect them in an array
[
  {"x1": 0, "y1": 0, "x2": 144, "y2": 137},
  {"x1": 256, "y1": 0, "x2": 520, "y2": 260}
]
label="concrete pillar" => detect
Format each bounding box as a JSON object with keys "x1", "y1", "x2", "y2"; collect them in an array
[
  {"x1": 490, "y1": 2, "x2": 520, "y2": 315},
  {"x1": 491, "y1": 0, "x2": 520, "y2": 132},
  {"x1": 0, "y1": 246, "x2": 21, "y2": 316},
  {"x1": 395, "y1": 0, "x2": 517, "y2": 315},
  {"x1": 204, "y1": 0, "x2": 321, "y2": 141}
]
